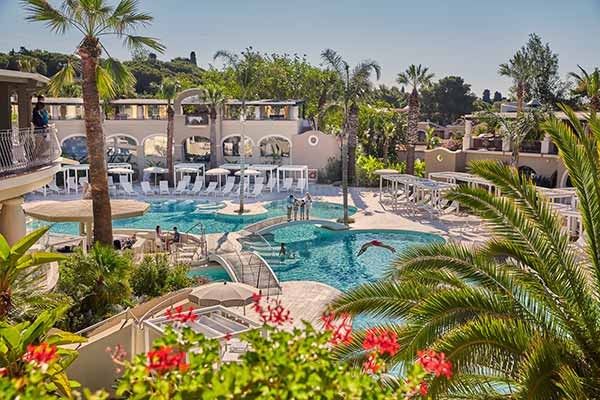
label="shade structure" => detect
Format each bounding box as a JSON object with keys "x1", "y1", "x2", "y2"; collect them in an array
[
  {"x1": 56, "y1": 156, "x2": 79, "y2": 166},
  {"x1": 187, "y1": 282, "x2": 256, "y2": 307},
  {"x1": 205, "y1": 168, "x2": 230, "y2": 176},
  {"x1": 144, "y1": 166, "x2": 168, "y2": 174},
  {"x1": 23, "y1": 199, "x2": 150, "y2": 223},
  {"x1": 108, "y1": 167, "x2": 134, "y2": 174},
  {"x1": 374, "y1": 169, "x2": 400, "y2": 176},
  {"x1": 235, "y1": 169, "x2": 259, "y2": 176}
]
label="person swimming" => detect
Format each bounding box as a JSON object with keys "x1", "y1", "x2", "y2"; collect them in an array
[{"x1": 356, "y1": 240, "x2": 396, "y2": 257}]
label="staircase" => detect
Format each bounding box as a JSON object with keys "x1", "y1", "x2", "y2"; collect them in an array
[
  {"x1": 172, "y1": 223, "x2": 209, "y2": 266},
  {"x1": 209, "y1": 250, "x2": 281, "y2": 296},
  {"x1": 238, "y1": 233, "x2": 299, "y2": 268}
]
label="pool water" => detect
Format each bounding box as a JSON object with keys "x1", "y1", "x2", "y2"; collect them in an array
[
  {"x1": 31, "y1": 199, "x2": 358, "y2": 235},
  {"x1": 194, "y1": 225, "x2": 443, "y2": 292}
]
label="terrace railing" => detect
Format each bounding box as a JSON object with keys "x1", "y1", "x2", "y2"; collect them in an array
[{"x1": 0, "y1": 125, "x2": 60, "y2": 177}]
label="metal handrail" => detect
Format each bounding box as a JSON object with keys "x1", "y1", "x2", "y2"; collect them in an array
[{"x1": 0, "y1": 125, "x2": 60, "y2": 176}]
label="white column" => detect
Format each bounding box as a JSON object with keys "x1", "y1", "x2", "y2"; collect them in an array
[
  {"x1": 254, "y1": 107, "x2": 261, "y2": 120},
  {"x1": 462, "y1": 120, "x2": 472, "y2": 150},
  {"x1": 541, "y1": 134, "x2": 551, "y2": 154},
  {"x1": 0, "y1": 197, "x2": 26, "y2": 245},
  {"x1": 289, "y1": 106, "x2": 299, "y2": 120}
]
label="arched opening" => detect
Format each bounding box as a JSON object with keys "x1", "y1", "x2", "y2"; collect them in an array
[
  {"x1": 143, "y1": 135, "x2": 167, "y2": 166},
  {"x1": 183, "y1": 136, "x2": 211, "y2": 163},
  {"x1": 61, "y1": 135, "x2": 88, "y2": 163},
  {"x1": 106, "y1": 135, "x2": 138, "y2": 166},
  {"x1": 259, "y1": 136, "x2": 291, "y2": 162},
  {"x1": 222, "y1": 136, "x2": 252, "y2": 157},
  {"x1": 518, "y1": 165, "x2": 537, "y2": 179}
]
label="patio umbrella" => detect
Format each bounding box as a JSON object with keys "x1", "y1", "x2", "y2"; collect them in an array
[
  {"x1": 144, "y1": 166, "x2": 168, "y2": 185},
  {"x1": 234, "y1": 169, "x2": 259, "y2": 176},
  {"x1": 108, "y1": 167, "x2": 133, "y2": 174},
  {"x1": 206, "y1": 168, "x2": 230, "y2": 187},
  {"x1": 188, "y1": 282, "x2": 256, "y2": 307}
]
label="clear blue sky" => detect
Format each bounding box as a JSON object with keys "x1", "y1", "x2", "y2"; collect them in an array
[{"x1": 0, "y1": 0, "x2": 599, "y2": 97}]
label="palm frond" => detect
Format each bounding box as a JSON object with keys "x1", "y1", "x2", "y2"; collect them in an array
[
  {"x1": 21, "y1": 0, "x2": 71, "y2": 34},
  {"x1": 123, "y1": 35, "x2": 165, "y2": 53},
  {"x1": 47, "y1": 61, "x2": 77, "y2": 96}
]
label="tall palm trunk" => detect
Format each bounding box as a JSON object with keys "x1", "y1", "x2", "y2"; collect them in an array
[
  {"x1": 341, "y1": 130, "x2": 349, "y2": 224},
  {"x1": 405, "y1": 88, "x2": 419, "y2": 175},
  {"x1": 347, "y1": 104, "x2": 359, "y2": 185},
  {"x1": 79, "y1": 38, "x2": 112, "y2": 245},
  {"x1": 209, "y1": 107, "x2": 218, "y2": 168},
  {"x1": 166, "y1": 101, "x2": 175, "y2": 186},
  {"x1": 516, "y1": 81, "x2": 525, "y2": 113}
]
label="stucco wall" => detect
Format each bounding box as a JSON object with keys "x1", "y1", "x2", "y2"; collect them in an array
[{"x1": 291, "y1": 130, "x2": 340, "y2": 170}]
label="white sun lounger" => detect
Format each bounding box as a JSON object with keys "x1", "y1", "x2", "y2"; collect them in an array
[
  {"x1": 293, "y1": 178, "x2": 306, "y2": 193},
  {"x1": 266, "y1": 175, "x2": 276, "y2": 192},
  {"x1": 120, "y1": 181, "x2": 138, "y2": 196},
  {"x1": 200, "y1": 181, "x2": 218, "y2": 196},
  {"x1": 66, "y1": 177, "x2": 77, "y2": 193},
  {"x1": 159, "y1": 180, "x2": 170, "y2": 195},
  {"x1": 189, "y1": 179, "x2": 205, "y2": 195},
  {"x1": 173, "y1": 179, "x2": 190, "y2": 195},
  {"x1": 47, "y1": 181, "x2": 63, "y2": 194},
  {"x1": 141, "y1": 181, "x2": 155, "y2": 196},
  {"x1": 218, "y1": 181, "x2": 235, "y2": 197},
  {"x1": 248, "y1": 182, "x2": 264, "y2": 198},
  {"x1": 282, "y1": 177, "x2": 294, "y2": 192}
]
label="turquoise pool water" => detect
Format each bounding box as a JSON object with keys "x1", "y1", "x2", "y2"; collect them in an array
[
  {"x1": 30, "y1": 199, "x2": 357, "y2": 235},
  {"x1": 191, "y1": 226, "x2": 443, "y2": 292}
]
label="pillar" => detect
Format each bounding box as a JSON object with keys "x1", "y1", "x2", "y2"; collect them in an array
[
  {"x1": 0, "y1": 197, "x2": 26, "y2": 245},
  {"x1": 136, "y1": 144, "x2": 145, "y2": 178},
  {"x1": 0, "y1": 83, "x2": 12, "y2": 131},
  {"x1": 541, "y1": 134, "x2": 551, "y2": 154},
  {"x1": 462, "y1": 120, "x2": 472, "y2": 150},
  {"x1": 289, "y1": 106, "x2": 299, "y2": 120},
  {"x1": 17, "y1": 86, "x2": 35, "y2": 129}
]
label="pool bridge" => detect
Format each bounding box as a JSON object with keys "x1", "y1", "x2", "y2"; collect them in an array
[{"x1": 243, "y1": 216, "x2": 348, "y2": 234}]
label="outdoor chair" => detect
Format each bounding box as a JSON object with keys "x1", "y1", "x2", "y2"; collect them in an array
[
  {"x1": 200, "y1": 181, "x2": 218, "y2": 196},
  {"x1": 248, "y1": 182, "x2": 264, "y2": 198},
  {"x1": 173, "y1": 179, "x2": 190, "y2": 195},
  {"x1": 66, "y1": 177, "x2": 77, "y2": 193},
  {"x1": 159, "y1": 180, "x2": 170, "y2": 195},
  {"x1": 120, "y1": 181, "x2": 138, "y2": 196},
  {"x1": 282, "y1": 177, "x2": 294, "y2": 192},
  {"x1": 293, "y1": 178, "x2": 306, "y2": 193},
  {"x1": 265, "y1": 175, "x2": 276, "y2": 192},
  {"x1": 141, "y1": 181, "x2": 155, "y2": 196},
  {"x1": 47, "y1": 181, "x2": 63, "y2": 194},
  {"x1": 219, "y1": 181, "x2": 235, "y2": 197},
  {"x1": 189, "y1": 179, "x2": 205, "y2": 195}
]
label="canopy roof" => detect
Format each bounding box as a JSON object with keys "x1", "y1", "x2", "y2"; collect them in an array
[
  {"x1": 206, "y1": 168, "x2": 230, "y2": 176},
  {"x1": 277, "y1": 165, "x2": 308, "y2": 172},
  {"x1": 235, "y1": 169, "x2": 260, "y2": 176},
  {"x1": 24, "y1": 199, "x2": 150, "y2": 223},
  {"x1": 374, "y1": 169, "x2": 400, "y2": 176},
  {"x1": 175, "y1": 163, "x2": 205, "y2": 171},
  {"x1": 108, "y1": 167, "x2": 133, "y2": 174},
  {"x1": 144, "y1": 166, "x2": 168, "y2": 173},
  {"x1": 56, "y1": 157, "x2": 79, "y2": 166},
  {"x1": 250, "y1": 164, "x2": 278, "y2": 171},
  {"x1": 63, "y1": 164, "x2": 89, "y2": 170},
  {"x1": 0, "y1": 69, "x2": 49, "y2": 86}
]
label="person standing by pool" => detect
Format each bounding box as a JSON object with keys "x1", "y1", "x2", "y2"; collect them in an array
[
  {"x1": 293, "y1": 198, "x2": 300, "y2": 221},
  {"x1": 155, "y1": 225, "x2": 165, "y2": 251},
  {"x1": 299, "y1": 199, "x2": 306, "y2": 220},
  {"x1": 304, "y1": 192, "x2": 313, "y2": 220},
  {"x1": 286, "y1": 194, "x2": 295, "y2": 222}
]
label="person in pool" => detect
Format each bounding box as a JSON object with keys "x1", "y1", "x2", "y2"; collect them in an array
[
  {"x1": 356, "y1": 240, "x2": 396, "y2": 257},
  {"x1": 279, "y1": 243, "x2": 286, "y2": 257}
]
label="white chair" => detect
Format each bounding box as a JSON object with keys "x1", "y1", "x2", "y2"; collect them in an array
[
  {"x1": 266, "y1": 175, "x2": 276, "y2": 192},
  {"x1": 219, "y1": 181, "x2": 235, "y2": 197},
  {"x1": 159, "y1": 181, "x2": 170, "y2": 195},
  {"x1": 79, "y1": 177, "x2": 88, "y2": 189},
  {"x1": 282, "y1": 177, "x2": 294, "y2": 192},
  {"x1": 141, "y1": 181, "x2": 155, "y2": 196},
  {"x1": 293, "y1": 178, "x2": 306, "y2": 193},
  {"x1": 66, "y1": 177, "x2": 77, "y2": 193},
  {"x1": 119, "y1": 175, "x2": 130, "y2": 185},
  {"x1": 189, "y1": 179, "x2": 204, "y2": 195},
  {"x1": 248, "y1": 182, "x2": 264, "y2": 198},
  {"x1": 47, "y1": 181, "x2": 63, "y2": 194},
  {"x1": 173, "y1": 179, "x2": 189, "y2": 195},
  {"x1": 254, "y1": 176, "x2": 265, "y2": 186},
  {"x1": 120, "y1": 181, "x2": 138, "y2": 196},
  {"x1": 200, "y1": 181, "x2": 218, "y2": 196}
]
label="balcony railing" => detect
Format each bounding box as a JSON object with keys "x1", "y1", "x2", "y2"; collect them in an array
[{"x1": 0, "y1": 125, "x2": 61, "y2": 177}]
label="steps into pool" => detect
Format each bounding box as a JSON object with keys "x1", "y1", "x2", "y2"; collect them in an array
[{"x1": 193, "y1": 202, "x2": 226, "y2": 214}]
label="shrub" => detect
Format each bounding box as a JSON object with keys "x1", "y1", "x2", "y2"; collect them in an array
[
  {"x1": 130, "y1": 255, "x2": 193, "y2": 298},
  {"x1": 443, "y1": 138, "x2": 462, "y2": 151},
  {"x1": 317, "y1": 156, "x2": 342, "y2": 184},
  {"x1": 58, "y1": 245, "x2": 133, "y2": 332}
]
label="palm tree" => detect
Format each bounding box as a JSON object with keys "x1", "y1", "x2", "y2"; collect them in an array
[
  {"x1": 23, "y1": 0, "x2": 164, "y2": 245},
  {"x1": 202, "y1": 84, "x2": 227, "y2": 168},
  {"x1": 321, "y1": 49, "x2": 380, "y2": 223},
  {"x1": 157, "y1": 79, "x2": 181, "y2": 186},
  {"x1": 499, "y1": 51, "x2": 531, "y2": 113},
  {"x1": 0, "y1": 227, "x2": 66, "y2": 320},
  {"x1": 396, "y1": 64, "x2": 434, "y2": 175},
  {"x1": 569, "y1": 65, "x2": 600, "y2": 114},
  {"x1": 331, "y1": 106, "x2": 600, "y2": 399},
  {"x1": 213, "y1": 48, "x2": 263, "y2": 214},
  {"x1": 424, "y1": 126, "x2": 440, "y2": 150}
]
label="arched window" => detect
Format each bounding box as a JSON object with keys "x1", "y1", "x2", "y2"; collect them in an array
[
  {"x1": 106, "y1": 135, "x2": 138, "y2": 164},
  {"x1": 61, "y1": 136, "x2": 88, "y2": 162},
  {"x1": 259, "y1": 136, "x2": 291, "y2": 157},
  {"x1": 183, "y1": 136, "x2": 211, "y2": 162},
  {"x1": 144, "y1": 136, "x2": 167, "y2": 157},
  {"x1": 222, "y1": 136, "x2": 252, "y2": 157}
]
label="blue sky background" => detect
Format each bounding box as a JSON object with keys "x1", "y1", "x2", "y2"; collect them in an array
[{"x1": 0, "y1": 0, "x2": 599, "y2": 97}]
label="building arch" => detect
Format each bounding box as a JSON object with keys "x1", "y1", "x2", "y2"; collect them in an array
[
  {"x1": 221, "y1": 135, "x2": 254, "y2": 157},
  {"x1": 182, "y1": 136, "x2": 211, "y2": 163},
  {"x1": 60, "y1": 135, "x2": 88, "y2": 162},
  {"x1": 174, "y1": 88, "x2": 204, "y2": 116},
  {"x1": 258, "y1": 135, "x2": 292, "y2": 158},
  {"x1": 106, "y1": 133, "x2": 139, "y2": 146},
  {"x1": 60, "y1": 134, "x2": 87, "y2": 146},
  {"x1": 559, "y1": 171, "x2": 573, "y2": 188},
  {"x1": 143, "y1": 134, "x2": 168, "y2": 158}
]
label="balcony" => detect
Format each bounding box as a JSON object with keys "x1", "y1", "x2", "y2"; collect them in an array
[{"x1": 0, "y1": 125, "x2": 61, "y2": 177}]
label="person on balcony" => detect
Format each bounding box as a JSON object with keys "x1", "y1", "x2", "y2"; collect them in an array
[{"x1": 32, "y1": 96, "x2": 49, "y2": 129}]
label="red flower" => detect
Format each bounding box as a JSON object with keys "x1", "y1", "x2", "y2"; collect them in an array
[
  {"x1": 23, "y1": 342, "x2": 57, "y2": 365},
  {"x1": 362, "y1": 328, "x2": 400, "y2": 356},
  {"x1": 419, "y1": 381, "x2": 429, "y2": 396},
  {"x1": 146, "y1": 345, "x2": 188, "y2": 374},
  {"x1": 0, "y1": 368, "x2": 7, "y2": 377},
  {"x1": 417, "y1": 349, "x2": 453, "y2": 379},
  {"x1": 224, "y1": 332, "x2": 233, "y2": 342},
  {"x1": 252, "y1": 293, "x2": 293, "y2": 326},
  {"x1": 322, "y1": 312, "x2": 353, "y2": 346},
  {"x1": 165, "y1": 305, "x2": 197, "y2": 324},
  {"x1": 362, "y1": 353, "x2": 381, "y2": 374}
]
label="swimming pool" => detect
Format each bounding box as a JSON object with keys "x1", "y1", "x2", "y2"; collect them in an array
[
  {"x1": 30, "y1": 199, "x2": 358, "y2": 235},
  {"x1": 190, "y1": 226, "x2": 443, "y2": 291}
]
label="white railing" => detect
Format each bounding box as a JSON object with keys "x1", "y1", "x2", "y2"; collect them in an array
[{"x1": 0, "y1": 125, "x2": 61, "y2": 176}]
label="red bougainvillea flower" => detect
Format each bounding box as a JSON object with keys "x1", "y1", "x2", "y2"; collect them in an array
[
  {"x1": 224, "y1": 332, "x2": 233, "y2": 342},
  {"x1": 23, "y1": 342, "x2": 58, "y2": 366},
  {"x1": 417, "y1": 349, "x2": 453, "y2": 379},
  {"x1": 165, "y1": 305, "x2": 197, "y2": 324},
  {"x1": 362, "y1": 328, "x2": 400, "y2": 356},
  {"x1": 362, "y1": 353, "x2": 381, "y2": 374},
  {"x1": 322, "y1": 312, "x2": 353, "y2": 345},
  {"x1": 252, "y1": 292, "x2": 293, "y2": 326},
  {"x1": 146, "y1": 345, "x2": 189, "y2": 374},
  {"x1": 419, "y1": 381, "x2": 429, "y2": 396}
]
